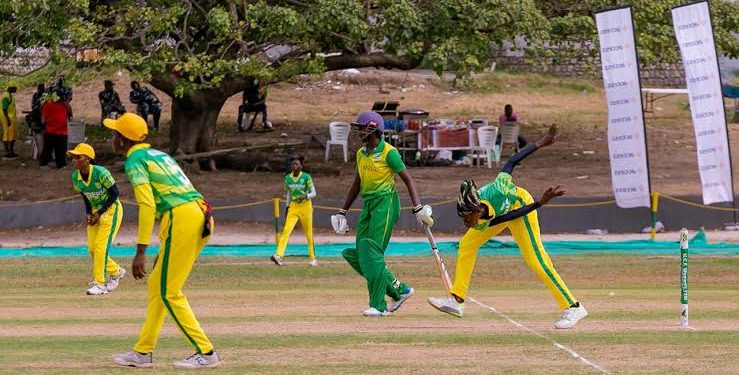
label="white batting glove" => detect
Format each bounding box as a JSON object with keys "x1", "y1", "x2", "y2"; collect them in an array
[
  {"x1": 413, "y1": 204, "x2": 434, "y2": 227},
  {"x1": 331, "y1": 209, "x2": 349, "y2": 234}
]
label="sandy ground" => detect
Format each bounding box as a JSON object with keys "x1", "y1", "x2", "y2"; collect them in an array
[
  {"x1": 1, "y1": 220, "x2": 738, "y2": 248},
  {"x1": 2, "y1": 69, "x2": 739, "y2": 204}
]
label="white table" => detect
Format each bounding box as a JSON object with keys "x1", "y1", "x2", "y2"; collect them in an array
[{"x1": 641, "y1": 88, "x2": 689, "y2": 113}]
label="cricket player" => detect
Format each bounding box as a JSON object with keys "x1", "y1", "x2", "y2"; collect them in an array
[
  {"x1": 1, "y1": 81, "x2": 18, "y2": 159},
  {"x1": 105, "y1": 113, "x2": 220, "y2": 368},
  {"x1": 68, "y1": 143, "x2": 125, "y2": 296},
  {"x1": 331, "y1": 111, "x2": 433, "y2": 317},
  {"x1": 428, "y1": 124, "x2": 588, "y2": 329},
  {"x1": 271, "y1": 155, "x2": 318, "y2": 267}
]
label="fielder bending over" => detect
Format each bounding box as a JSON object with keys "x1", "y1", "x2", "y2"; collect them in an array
[
  {"x1": 428, "y1": 124, "x2": 588, "y2": 329},
  {"x1": 68, "y1": 143, "x2": 125, "y2": 296},
  {"x1": 271, "y1": 155, "x2": 318, "y2": 267},
  {"x1": 104, "y1": 113, "x2": 221, "y2": 368},
  {"x1": 332, "y1": 111, "x2": 433, "y2": 317}
]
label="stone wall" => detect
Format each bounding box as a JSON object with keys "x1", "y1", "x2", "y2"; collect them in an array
[
  {"x1": 0, "y1": 49, "x2": 50, "y2": 76},
  {"x1": 497, "y1": 55, "x2": 687, "y2": 88}
]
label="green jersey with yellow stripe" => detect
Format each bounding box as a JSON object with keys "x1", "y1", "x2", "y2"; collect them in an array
[
  {"x1": 356, "y1": 139, "x2": 406, "y2": 200},
  {"x1": 125, "y1": 144, "x2": 202, "y2": 215},
  {"x1": 474, "y1": 172, "x2": 522, "y2": 230},
  {"x1": 71, "y1": 165, "x2": 117, "y2": 212},
  {"x1": 285, "y1": 172, "x2": 313, "y2": 202}
]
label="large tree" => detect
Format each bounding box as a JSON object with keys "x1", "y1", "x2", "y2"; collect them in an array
[{"x1": 1, "y1": 1, "x2": 737, "y2": 156}]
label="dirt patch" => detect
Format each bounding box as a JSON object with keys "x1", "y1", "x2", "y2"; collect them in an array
[{"x1": 3, "y1": 69, "x2": 738, "y2": 203}]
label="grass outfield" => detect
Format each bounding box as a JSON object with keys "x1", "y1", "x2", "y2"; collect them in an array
[{"x1": 0, "y1": 255, "x2": 737, "y2": 374}]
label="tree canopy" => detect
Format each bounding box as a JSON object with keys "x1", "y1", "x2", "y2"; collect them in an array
[{"x1": 1, "y1": 1, "x2": 737, "y2": 154}]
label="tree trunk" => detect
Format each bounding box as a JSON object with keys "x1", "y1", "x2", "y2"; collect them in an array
[{"x1": 169, "y1": 91, "x2": 228, "y2": 155}]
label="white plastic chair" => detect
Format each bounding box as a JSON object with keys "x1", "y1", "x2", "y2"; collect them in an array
[
  {"x1": 473, "y1": 126, "x2": 500, "y2": 168},
  {"x1": 67, "y1": 119, "x2": 87, "y2": 149},
  {"x1": 499, "y1": 121, "x2": 520, "y2": 156},
  {"x1": 325, "y1": 121, "x2": 350, "y2": 162}
]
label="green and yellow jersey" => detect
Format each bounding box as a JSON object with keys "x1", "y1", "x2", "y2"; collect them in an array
[
  {"x1": 1, "y1": 91, "x2": 16, "y2": 125},
  {"x1": 71, "y1": 165, "x2": 118, "y2": 213},
  {"x1": 356, "y1": 139, "x2": 406, "y2": 200},
  {"x1": 285, "y1": 172, "x2": 313, "y2": 203},
  {"x1": 125, "y1": 144, "x2": 202, "y2": 216},
  {"x1": 474, "y1": 172, "x2": 523, "y2": 230}
]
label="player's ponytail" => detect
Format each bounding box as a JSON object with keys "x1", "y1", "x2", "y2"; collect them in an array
[{"x1": 457, "y1": 179, "x2": 480, "y2": 217}]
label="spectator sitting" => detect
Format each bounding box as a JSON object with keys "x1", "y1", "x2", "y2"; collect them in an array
[
  {"x1": 237, "y1": 80, "x2": 272, "y2": 132},
  {"x1": 497, "y1": 104, "x2": 527, "y2": 149},
  {"x1": 39, "y1": 91, "x2": 69, "y2": 169},
  {"x1": 98, "y1": 80, "x2": 126, "y2": 123},
  {"x1": 129, "y1": 81, "x2": 161, "y2": 130}
]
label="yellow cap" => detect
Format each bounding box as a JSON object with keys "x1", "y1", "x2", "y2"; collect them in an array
[
  {"x1": 7, "y1": 80, "x2": 18, "y2": 89},
  {"x1": 103, "y1": 112, "x2": 148, "y2": 142},
  {"x1": 66, "y1": 143, "x2": 96, "y2": 160}
]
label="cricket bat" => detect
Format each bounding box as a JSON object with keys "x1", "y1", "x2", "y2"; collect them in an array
[{"x1": 423, "y1": 225, "x2": 453, "y2": 294}]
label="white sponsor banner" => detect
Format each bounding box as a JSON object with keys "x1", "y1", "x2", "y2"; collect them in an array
[
  {"x1": 672, "y1": 2, "x2": 733, "y2": 205},
  {"x1": 596, "y1": 7, "x2": 651, "y2": 208}
]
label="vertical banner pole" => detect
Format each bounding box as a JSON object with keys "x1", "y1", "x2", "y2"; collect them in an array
[
  {"x1": 273, "y1": 198, "x2": 280, "y2": 245},
  {"x1": 679, "y1": 228, "x2": 689, "y2": 327},
  {"x1": 650, "y1": 192, "x2": 660, "y2": 240}
]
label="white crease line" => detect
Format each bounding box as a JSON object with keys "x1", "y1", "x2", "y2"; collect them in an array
[{"x1": 469, "y1": 297, "x2": 610, "y2": 374}]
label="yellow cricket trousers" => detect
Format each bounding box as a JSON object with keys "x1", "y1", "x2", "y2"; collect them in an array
[
  {"x1": 276, "y1": 200, "x2": 315, "y2": 259},
  {"x1": 1, "y1": 117, "x2": 16, "y2": 142},
  {"x1": 450, "y1": 187, "x2": 577, "y2": 310},
  {"x1": 133, "y1": 200, "x2": 215, "y2": 354},
  {"x1": 87, "y1": 201, "x2": 122, "y2": 284}
]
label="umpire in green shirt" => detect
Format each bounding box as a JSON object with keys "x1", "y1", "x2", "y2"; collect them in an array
[{"x1": 331, "y1": 111, "x2": 433, "y2": 317}]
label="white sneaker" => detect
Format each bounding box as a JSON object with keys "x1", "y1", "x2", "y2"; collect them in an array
[
  {"x1": 270, "y1": 254, "x2": 284, "y2": 266},
  {"x1": 308, "y1": 259, "x2": 318, "y2": 267},
  {"x1": 388, "y1": 287, "x2": 414, "y2": 312},
  {"x1": 113, "y1": 351, "x2": 153, "y2": 368},
  {"x1": 428, "y1": 296, "x2": 464, "y2": 318},
  {"x1": 106, "y1": 268, "x2": 126, "y2": 291},
  {"x1": 362, "y1": 307, "x2": 391, "y2": 317},
  {"x1": 86, "y1": 283, "x2": 108, "y2": 296},
  {"x1": 555, "y1": 304, "x2": 588, "y2": 329},
  {"x1": 173, "y1": 351, "x2": 221, "y2": 368}
]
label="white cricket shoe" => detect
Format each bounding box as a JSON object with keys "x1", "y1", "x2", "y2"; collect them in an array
[
  {"x1": 86, "y1": 282, "x2": 109, "y2": 296},
  {"x1": 173, "y1": 351, "x2": 221, "y2": 368},
  {"x1": 428, "y1": 296, "x2": 464, "y2": 318},
  {"x1": 113, "y1": 351, "x2": 153, "y2": 368},
  {"x1": 388, "y1": 287, "x2": 414, "y2": 312},
  {"x1": 362, "y1": 307, "x2": 391, "y2": 317},
  {"x1": 106, "y1": 268, "x2": 126, "y2": 291},
  {"x1": 555, "y1": 304, "x2": 588, "y2": 329},
  {"x1": 270, "y1": 254, "x2": 284, "y2": 266},
  {"x1": 309, "y1": 259, "x2": 318, "y2": 267}
]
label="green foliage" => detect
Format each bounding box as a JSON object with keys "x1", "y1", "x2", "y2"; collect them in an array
[{"x1": 1, "y1": 0, "x2": 736, "y2": 94}]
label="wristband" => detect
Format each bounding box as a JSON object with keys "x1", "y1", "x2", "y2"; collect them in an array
[
  {"x1": 412, "y1": 204, "x2": 423, "y2": 214},
  {"x1": 338, "y1": 209, "x2": 347, "y2": 216}
]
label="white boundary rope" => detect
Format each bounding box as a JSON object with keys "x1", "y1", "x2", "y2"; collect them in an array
[{"x1": 469, "y1": 297, "x2": 611, "y2": 374}]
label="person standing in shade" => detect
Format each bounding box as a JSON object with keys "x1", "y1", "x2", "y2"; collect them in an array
[
  {"x1": 331, "y1": 111, "x2": 434, "y2": 317},
  {"x1": 99, "y1": 80, "x2": 126, "y2": 123},
  {"x1": 39, "y1": 91, "x2": 69, "y2": 169},
  {"x1": 1, "y1": 81, "x2": 18, "y2": 159},
  {"x1": 129, "y1": 81, "x2": 162, "y2": 130},
  {"x1": 106, "y1": 113, "x2": 220, "y2": 369},
  {"x1": 68, "y1": 143, "x2": 126, "y2": 296},
  {"x1": 271, "y1": 155, "x2": 317, "y2": 267}
]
